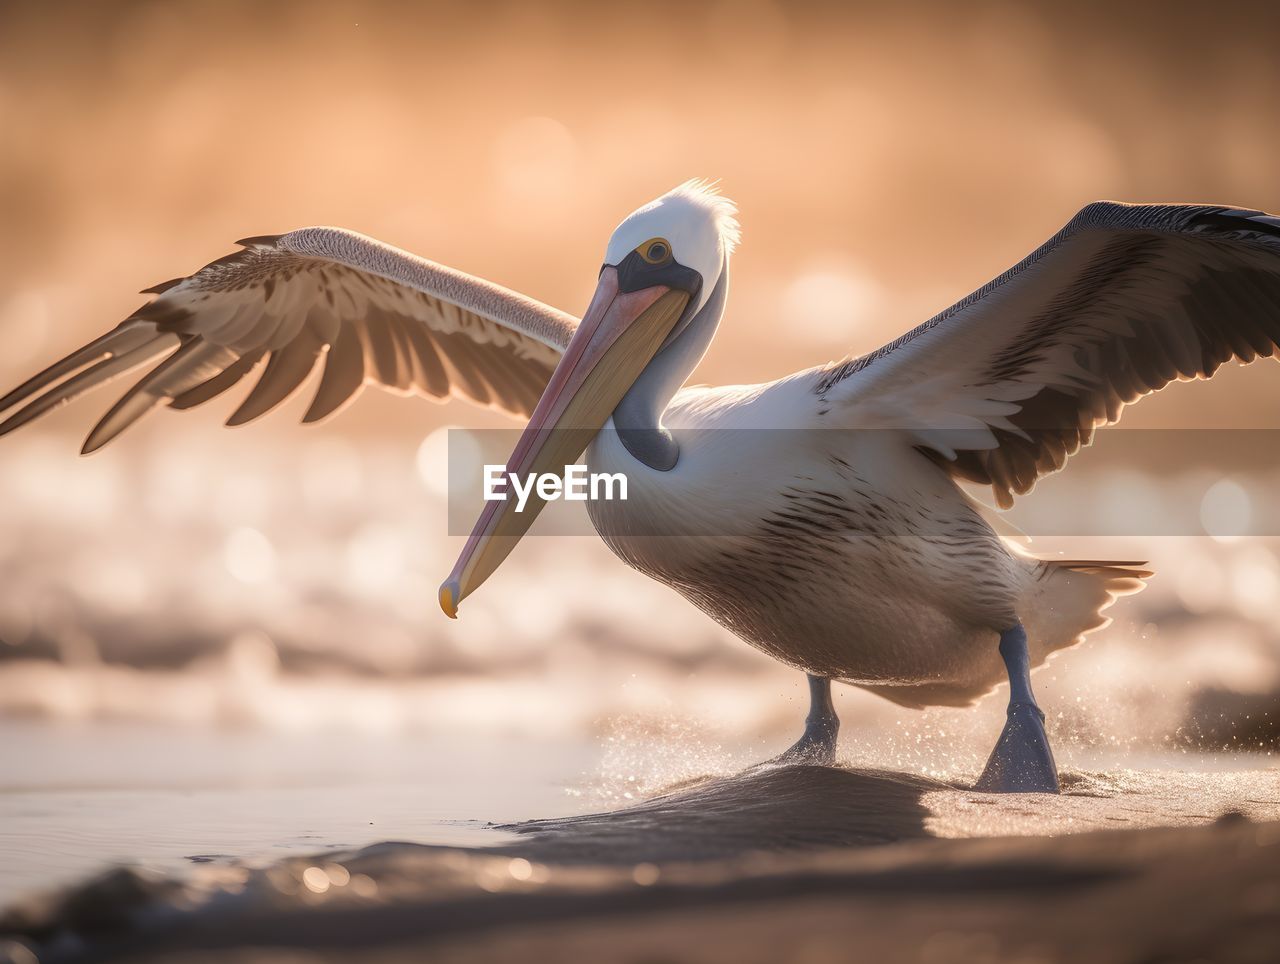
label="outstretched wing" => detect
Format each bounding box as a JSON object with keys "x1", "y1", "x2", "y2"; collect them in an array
[
  {"x1": 0, "y1": 227, "x2": 577, "y2": 453},
  {"x1": 817, "y1": 202, "x2": 1280, "y2": 507}
]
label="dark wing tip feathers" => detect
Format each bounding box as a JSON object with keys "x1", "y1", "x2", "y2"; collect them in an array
[
  {"x1": 236, "y1": 235, "x2": 283, "y2": 247},
  {"x1": 1188, "y1": 210, "x2": 1280, "y2": 241},
  {"x1": 1069, "y1": 201, "x2": 1280, "y2": 242}
]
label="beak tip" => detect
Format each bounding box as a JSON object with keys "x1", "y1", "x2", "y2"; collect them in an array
[{"x1": 438, "y1": 581, "x2": 459, "y2": 619}]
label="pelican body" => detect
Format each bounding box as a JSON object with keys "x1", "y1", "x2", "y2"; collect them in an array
[
  {"x1": 585, "y1": 390, "x2": 1042, "y2": 709},
  {"x1": 5, "y1": 181, "x2": 1280, "y2": 793}
]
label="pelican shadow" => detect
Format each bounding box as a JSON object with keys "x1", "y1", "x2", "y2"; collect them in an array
[{"x1": 488, "y1": 764, "x2": 941, "y2": 865}]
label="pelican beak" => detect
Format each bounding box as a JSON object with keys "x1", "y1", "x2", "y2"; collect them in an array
[{"x1": 439, "y1": 266, "x2": 690, "y2": 617}]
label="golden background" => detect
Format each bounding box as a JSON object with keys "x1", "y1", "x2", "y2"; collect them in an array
[{"x1": 0, "y1": 0, "x2": 1277, "y2": 750}]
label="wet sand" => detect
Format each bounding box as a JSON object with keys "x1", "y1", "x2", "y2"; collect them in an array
[{"x1": 4, "y1": 763, "x2": 1278, "y2": 963}]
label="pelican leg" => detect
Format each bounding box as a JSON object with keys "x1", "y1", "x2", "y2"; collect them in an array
[
  {"x1": 772, "y1": 674, "x2": 840, "y2": 765},
  {"x1": 975, "y1": 624, "x2": 1060, "y2": 793}
]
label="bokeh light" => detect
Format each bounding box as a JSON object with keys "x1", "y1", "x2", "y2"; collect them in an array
[{"x1": 1201, "y1": 478, "x2": 1252, "y2": 542}]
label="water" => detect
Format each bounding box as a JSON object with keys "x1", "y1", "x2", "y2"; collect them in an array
[{"x1": 0, "y1": 720, "x2": 600, "y2": 907}]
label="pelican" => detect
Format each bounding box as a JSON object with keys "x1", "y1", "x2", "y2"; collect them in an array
[{"x1": 4, "y1": 181, "x2": 1280, "y2": 793}]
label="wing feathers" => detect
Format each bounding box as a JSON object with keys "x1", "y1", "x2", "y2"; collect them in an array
[
  {"x1": 170, "y1": 348, "x2": 267, "y2": 411},
  {"x1": 140, "y1": 278, "x2": 184, "y2": 295},
  {"x1": 1, "y1": 228, "x2": 573, "y2": 451},
  {"x1": 303, "y1": 323, "x2": 366, "y2": 424},
  {"x1": 226, "y1": 329, "x2": 324, "y2": 426},
  {"x1": 0, "y1": 336, "x2": 180, "y2": 438},
  {"x1": 0, "y1": 321, "x2": 158, "y2": 415},
  {"x1": 824, "y1": 201, "x2": 1280, "y2": 507},
  {"x1": 360, "y1": 308, "x2": 409, "y2": 390},
  {"x1": 436, "y1": 333, "x2": 494, "y2": 406},
  {"x1": 83, "y1": 339, "x2": 239, "y2": 454},
  {"x1": 399, "y1": 318, "x2": 450, "y2": 397}
]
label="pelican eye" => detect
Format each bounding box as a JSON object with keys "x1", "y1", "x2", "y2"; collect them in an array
[{"x1": 639, "y1": 238, "x2": 671, "y2": 264}]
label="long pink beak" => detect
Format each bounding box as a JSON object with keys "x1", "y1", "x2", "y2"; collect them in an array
[{"x1": 439, "y1": 267, "x2": 690, "y2": 617}]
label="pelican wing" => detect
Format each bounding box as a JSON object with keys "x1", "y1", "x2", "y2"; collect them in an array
[
  {"x1": 0, "y1": 228, "x2": 576, "y2": 452},
  {"x1": 818, "y1": 202, "x2": 1280, "y2": 507}
]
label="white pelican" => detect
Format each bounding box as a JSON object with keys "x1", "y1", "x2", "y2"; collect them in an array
[{"x1": 4, "y1": 181, "x2": 1280, "y2": 793}]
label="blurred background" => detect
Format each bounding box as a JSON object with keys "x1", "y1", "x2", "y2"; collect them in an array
[{"x1": 1, "y1": 0, "x2": 1279, "y2": 900}]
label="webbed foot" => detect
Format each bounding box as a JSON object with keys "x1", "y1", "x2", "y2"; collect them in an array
[
  {"x1": 770, "y1": 717, "x2": 839, "y2": 766},
  {"x1": 765, "y1": 674, "x2": 839, "y2": 766},
  {"x1": 975, "y1": 700, "x2": 1060, "y2": 793}
]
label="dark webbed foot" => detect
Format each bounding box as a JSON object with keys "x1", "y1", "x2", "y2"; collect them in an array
[
  {"x1": 975, "y1": 700, "x2": 1059, "y2": 793},
  {"x1": 771, "y1": 716, "x2": 839, "y2": 765},
  {"x1": 975, "y1": 624, "x2": 1060, "y2": 794},
  {"x1": 767, "y1": 674, "x2": 839, "y2": 766}
]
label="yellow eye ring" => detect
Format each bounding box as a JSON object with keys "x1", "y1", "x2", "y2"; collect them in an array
[{"x1": 638, "y1": 238, "x2": 672, "y2": 264}]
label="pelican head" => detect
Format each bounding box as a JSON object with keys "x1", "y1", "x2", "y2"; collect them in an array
[{"x1": 439, "y1": 180, "x2": 738, "y2": 617}]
